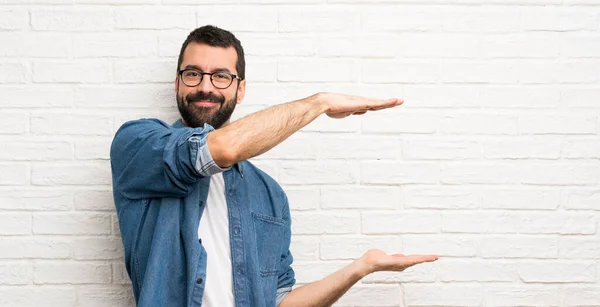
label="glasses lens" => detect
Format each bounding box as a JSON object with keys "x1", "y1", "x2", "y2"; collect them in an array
[
  {"x1": 182, "y1": 70, "x2": 201, "y2": 86},
  {"x1": 211, "y1": 72, "x2": 233, "y2": 89}
]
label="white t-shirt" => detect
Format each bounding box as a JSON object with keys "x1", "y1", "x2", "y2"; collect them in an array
[{"x1": 198, "y1": 173, "x2": 235, "y2": 307}]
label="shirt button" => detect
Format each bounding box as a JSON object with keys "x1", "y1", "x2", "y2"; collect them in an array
[
  {"x1": 199, "y1": 201, "x2": 204, "y2": 206},
  {"x1": 198, "y1": 238, "x2": 202, "y2": 244},
  {"x1": 196, "y1": 278, "x2": 203, "y2": 284}
]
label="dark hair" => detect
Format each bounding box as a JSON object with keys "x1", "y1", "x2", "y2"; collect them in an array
[{"x1": 177, "y1": 25, "x2": 245, "y2": 80}]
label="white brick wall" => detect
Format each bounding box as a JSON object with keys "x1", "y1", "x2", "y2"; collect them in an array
[{"x1": 0, "y1": 1, "x2": 599, "y2": 306}]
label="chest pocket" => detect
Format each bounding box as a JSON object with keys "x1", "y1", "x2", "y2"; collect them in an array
[{"x1": 252, "y1": 213, "x2": 284, "y2": 276}]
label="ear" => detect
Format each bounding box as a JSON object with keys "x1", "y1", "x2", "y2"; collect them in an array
[{"x1": 236, "y1": 79, "x2": 246, "y2": 105}]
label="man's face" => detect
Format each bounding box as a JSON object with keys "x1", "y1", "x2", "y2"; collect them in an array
[{"x1": 176, "y1": 42, "x2": 245, "y2": 129}]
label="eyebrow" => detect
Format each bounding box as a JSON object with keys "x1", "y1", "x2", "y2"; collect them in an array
[{"x1": 183, "y1": 65, "x2": 232, "y2": 74}]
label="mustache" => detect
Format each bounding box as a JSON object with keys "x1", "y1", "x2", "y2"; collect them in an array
[{"x1": 186, "y1": 91, "x2": 225, "y2": 104}]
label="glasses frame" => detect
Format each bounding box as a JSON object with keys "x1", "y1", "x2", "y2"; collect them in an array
[{"x1": 178, "y1": 68, "x2": 242, "y2": 89}]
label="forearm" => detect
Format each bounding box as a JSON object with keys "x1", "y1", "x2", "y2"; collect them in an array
[
  {"x1": 279, "y1": 260, "x2": 369, "y2": 307},
  {"x1": 208, "y1": 94, "x2": 327, "y2": 167}
]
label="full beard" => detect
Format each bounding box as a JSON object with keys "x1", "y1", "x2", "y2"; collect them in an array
[{"x1": 177, "y1": 90, "x2": 237, "y2": 129}]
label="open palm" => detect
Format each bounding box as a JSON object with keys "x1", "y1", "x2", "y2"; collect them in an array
[{"x1": 360, "y1": 249, "x2": 438, "y2": 274}]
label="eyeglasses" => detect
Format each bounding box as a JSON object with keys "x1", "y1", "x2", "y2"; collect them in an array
[{"x1": 178, "y1": 69, "x2": 242, "y2": 89}]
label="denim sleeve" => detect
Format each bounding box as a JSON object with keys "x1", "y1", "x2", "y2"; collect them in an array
[
  {"x1": 110, "y1": 118, "x2": 228, "y2": 199},
  {"x1": 276, "y1": 192, "x2": 296, "y2": 306}
]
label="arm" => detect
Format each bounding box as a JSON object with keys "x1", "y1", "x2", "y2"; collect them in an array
[
  {"x1": 208, "y1": 93, "x2": 402, "y2": 167},
  {"x1": 279, "y1": 250, "x2": 438, "y2": 307}
]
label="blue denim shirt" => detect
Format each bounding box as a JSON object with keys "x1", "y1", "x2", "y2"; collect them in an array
[{"x1": 110, "y1": 118, "x2": 295, "y2": 307}]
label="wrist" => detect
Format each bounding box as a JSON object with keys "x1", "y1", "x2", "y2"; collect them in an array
[
  {"x1": 352, "y1": 256, "x2": 374, "y2": 279},
  {"x1": 309, "y1": 92, "x2": 331, "y2": 115}
]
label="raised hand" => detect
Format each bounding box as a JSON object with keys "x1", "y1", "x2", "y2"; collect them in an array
[
  {"x1": 358, "y1": 249, "x2": 438, "y2": 275},
  {"x1": 315, "y1": 92, "x2": 403, "y2": 119}
]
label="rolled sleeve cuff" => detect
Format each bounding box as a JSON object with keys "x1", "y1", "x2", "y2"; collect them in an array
[
  {"x1": 276, "y1": 286, "x2": 293, "y2": 306},
  {"x1": 188, "y1": 124, "x2": 230, "y2": 177}
]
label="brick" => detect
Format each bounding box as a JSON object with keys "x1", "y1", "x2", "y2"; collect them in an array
[
  {"x1": 72, "y1": 238, "x2": 124, "y2": 260},
  {"x1": 0, "y1": 262, "x2": 32, "y2": 285},
  {"x1": 336, "y1": 285, "x2": 402, "y2": 307},
  {"x1": 321, "y1": 186, "x2": 400, "y2": 209},
  {"x1": 361, "y1": 162, "x2": 439, "y2": 185},
  {"x1": 77, "y1": 285, "x2": 134, "y2": 307},
  {"x1": 0, "y1": 9, "x2": 29, "y2": 30},
  {"x1": 115, "y1": 8, "x2": 195, "y2": 30},
  {"x1": 520, "y1": 212, "x2": 595, "y2": 235},
  {"x1": 301, "y1": 112, "x2": 361, "y2": 133},
  {"x1": 245, "y1": 57, "x2": 277, "y2": 82},
  {"x1": 318, "y1": 136, "x2": 400, "y2": 159},
  {"x1": 362, "y1": 212, "x2": 440, "y2": 234},
  {"x1": 439, "y1": 260, "x2": 516, "y2": 282},
  {"x1": 0, "y1": 238, "x2": 70, "y2": 259},
  {"x1": 292, "y1": 261, "x2": 349, "y2": 284},
  {"x1": 0, "y1": 62, "x2": 27, "y2": 83},
  {"x1": 34, "y1": 60, "x2": 111, "y2": 83},
  {"x1": 441, "y1": 60, "x2": 518, "y2": 84},
  {"x1": 479, "y1": 86, "x2": 560, "y2": 108},
  {"x1": 31, "y1": 113, "x2": 113, "y2": 136},
  {"x1": 34, "y1": 261, "x2": 111, "y2": 284},
  {"x1": 0, "y1": 33, "x2": 70, "y2": 58},
  {"x1": 442, "y1": 212, "x2": 519, "y2": 234},
  {"x1": 404, "y1": 235, "x2": 479, "y2": 257},
  {"x1": 158, "y1": 30, "x2": 189, "y2": 57},
  {"x1": 112, "y1": 263, "x2": 130, "y2": 284},
  {"x1": 518, "y1": 261, "x2": 595, "y2": 283},
  {"x1": 404, "y1": 187, "x2": 479, "y2": 210},
  {"x1": 198, "y1": 6, "x2": 277, "y2": 32},
  {"x1": 291, "y1": 212, "x2": 359, "y2": 235},
  {"x1": 520, "y1": 163, "x2": 599, "y2": 186},
  {"x1": 0, "y1": 189, "x2": 72, "y2": 211},
  {"x1": 561, "y1": 87, "x2": 600, "y2": 108},
  {"x1": 73, "y1": 33, "x2": 156, "y2": 58},
  {"x1": 520, "y1": 114, "x2": 597, "y2": 135},
  {"x1": 113, "y1": 59, "x2": 174, "y2": 83},
  {"x1": 516, "y1": 60, "x2": 557, "y2": 84},
  {"x1": 279, "y1": 161, "x2": 357, "y2": 185},
  {"x1": 560, "y1": 238, "x2": 600, "y2": 259},
  {"x1": 362, "y1": 111, "x2": 439, "y2": 134},
  {"x1": 34, "y1": 213, "x2": 111, "y2": 235},
  {"x1": 0, "y1": 163, "x2": 29, "y2": 186},
  {"x1": 482, "y1": 137, "x2": 562, "y2": 159},
  {"x1": 403, "y1": 139, "x2": 480, "y2": 160},
  {"x1": 32, "y1": 8, "x2": 111, "y2": 31},
  {"x1": 404, "y1": 284, "x2": 483, "y2": 307},
  {"x1": 75, "y1": 84, "x2": 173, "y2": 108},
  {"x1": 520, "y1": 7, "x2": 597, "y2": 31},
  {"x1": 75, "y1": 138, "x2": 111, "y2": 160},
  {"x1": 481, "y1": 236, "x2": 558, "y2": 259},
  {"x1": 284, "y1": 187, "x2": 318, "y2": 211},
  {"x1": 441, "y1": 163, "x2": 520, "y2": 185},
  {"x1": 566, "y1": 189, "x2": 600, "y2": 210},
  {"x1": 0, "y1": 213, "x2": 31, "y2": 235},
  {"x1": 396, "y1": 33, "x2": 479, "y2": 58},
  {"x1": 241, "y1": 35, "x2": 315, "y2": 57},
  {"x1": 1, "y1": 85, "x2": 74, "y2": 107},
  {"x1": 557, "y1": 60, "x2": 600, "y2": 84},
  {"x1": 0, "y1": 141, "x2": 73, "y2": 161},
  {"x1": 562, "y1": 34, "x2": 600, "y2": 58},
  {"x1": 481, "y1": 188, "x2": 560, "y2": 210},
  {"x1": 401, "y1": 85, "x2": 479, "y2": 108},
  {"x1": 112, "y1": 213, "x2": 121, "y2": 236},
  {"x1": 442, "y1": 7, "x2": 520, "y2": 33},
  {"x1": 279, "y1": 59, "x2": 357, "y2": 82},
  {"x1": 0, "y1": 286, "x2": 76, "y2": 307},
  {"x1": 563, "y1": 286, "x2": 600, "y2": 307},
  {"x1": 279, "y1": 8, "x2": 359, "y2": 32},
  {"x1": 290, "y1": 235, "x2": 318, "y2": 261},
  {"x1": 486, "y1": 285, "x2": 560, "y2": 307},
  {"x1": 441, "y1": 113, "x2": 519, "y2": 135},
  {"x1": 564, "y1": 138, "x2": 600, "y2": 159},
  {"x1": 74, "y1": 189, "x2": 114, "y2": 211},
  {"x1": 362, "y1": 7, "x2": 441, "y2": 32},
  {"x1": 362, "y1": 60, "x2": 439, "y2": 84},
  {"x1": 256, "y1": 135, "x2": 317, "y2": 160},
  {"x1": 319, "y1": 34, "x2": 396, "y2": 58},
  {"x1": 320, "y1": 235, "x2": 399, "y2": 260},
  {"x1": 480, "y1": 33, "x2": 560, "y2": 58}
]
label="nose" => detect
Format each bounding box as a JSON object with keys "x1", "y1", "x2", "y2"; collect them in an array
[{"x1": 197, "y1": 74, "x2": 214, "y2": 92}]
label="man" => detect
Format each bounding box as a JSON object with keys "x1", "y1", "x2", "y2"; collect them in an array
[{"x1": 110, "y1": 25, "x2": 438, "y2": 307}]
